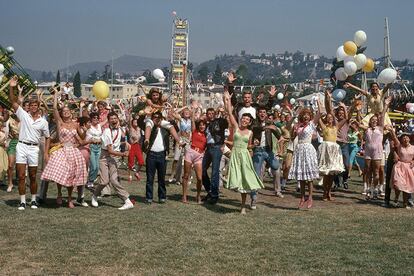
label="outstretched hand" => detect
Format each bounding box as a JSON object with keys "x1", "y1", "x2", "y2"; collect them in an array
[
  {"x1": 269, "y1": 85, "x2": 277, "y2": 97},
  {"x1": 384, "y1": 96, "x2": 392, "y2": 106},
  {"x1": 9, "y1": 76, "x2": 18, "y2": 87},
  {"x1": 227, "y1": 72, "x2": 236, "y2": 83}
]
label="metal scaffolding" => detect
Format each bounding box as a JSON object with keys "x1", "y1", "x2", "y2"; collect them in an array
[{"x1": 170, "y1": 16, "x2": 189, "y2": 107}]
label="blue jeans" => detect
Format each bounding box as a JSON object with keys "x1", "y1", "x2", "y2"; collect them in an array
[
  {"x1": 251, "y1": 148, "x2": 280, "y2": 200},
  {"x1": 88, "y1": 144, "x2": 101, "y2": 183},
  {"x1": 334, "y1": 142, "x2": 349, "y2": 186},
  {"x1": 252, "y1": 148, "x2": 279, "y2": 176},
  {"x1": 202, "y1": 144, "x2": 223, "y2": 198},
  {"x1": 146, "y1": 151, "x2": 167, "y2": 201}
]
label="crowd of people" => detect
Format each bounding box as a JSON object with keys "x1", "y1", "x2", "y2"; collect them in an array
[{"x1": 2, "y1": 73, "x2": 414, "y2": 213}]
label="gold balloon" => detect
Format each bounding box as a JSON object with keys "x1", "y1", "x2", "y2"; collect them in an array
[
  {"x1": 362, "y1": 58, "x2": 375, "y2": 73},
  {"x1": 343, "y1": 41, "x2": 357, "y2": 56},
  {"x1": 92, "y1": 81, "x2": 109, "y2": 99}
]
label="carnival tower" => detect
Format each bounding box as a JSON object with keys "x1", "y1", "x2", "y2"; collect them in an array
[{"x1": 170, "y1": 14, "x2": 189, "y2": 106}]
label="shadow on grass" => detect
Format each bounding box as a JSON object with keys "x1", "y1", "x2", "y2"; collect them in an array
[{"x1": 259, "y1": 201, "x2": 299, "y2": 211}]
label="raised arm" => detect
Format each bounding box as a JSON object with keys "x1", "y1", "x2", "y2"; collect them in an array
[
  {"x1": 386, "y1": 125, "x2": 399, "y2": 148},
  {"x1": 381, "y1": 83, "x2": 391, "y2": 100},
  {"x1": 8, "y1": 76, "x2": 20, "y2": 112},
  {"x1": 52, "y1": 89, "x2": 63, "y2": 126},
  {"x1": 313, "y1": 98, "x2": 322, "y2": 125},
  {"x1": 223, "y1": 90, "x2": 238, "y2": 129},
  {"x1": 191, "y1": 108, "x2": 196, "y2": 132},
  {"x1": 324, "y1": 88, "x2": 334, "y2": 115},
  {"x1": 379, "y1": 96, "x2": 391, "y2": 127},
  {"x1": 344, "y1": 82, "x2": 369, "y2": 97}
]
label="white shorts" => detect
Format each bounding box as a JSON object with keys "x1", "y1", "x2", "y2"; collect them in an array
[{"x1": 16, "y1": 142, "x2": 40, "y2": 167}]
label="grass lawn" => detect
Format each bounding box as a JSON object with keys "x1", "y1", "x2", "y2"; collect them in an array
[{"x1": 1, "y1": 165, "x2": 414, "y2": 275}]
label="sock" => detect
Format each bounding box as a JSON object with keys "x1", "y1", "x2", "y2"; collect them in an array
[
  {"x1": 31, "y1": 194, "x2": 37, "y2": 202},
  {"x1": 363, "y1": 182, "x2": 367, "y2": 191},
  {"x1": 20, "y1": 195, "x2": 26, "y2": 204}
]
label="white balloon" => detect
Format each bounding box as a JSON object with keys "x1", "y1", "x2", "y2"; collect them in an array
[
  {"x1": 335, "y1": 67, "x2": 348, "y2": 81},
  {"x1": 336, "y1": 46, "x2": 347, "y2": 61},
  {"x1": 0, "y1": 64, "x2": 4, "y2": 73},
  {"x1": 136, "y1": 76, "x2": 146, "y2": 83},
  {"x1": 344, "y1": 61, "x2": 357, "y2": 76},
  {"x1": 152, "y1": 69, "x2": 165, "y2": 80},
  {"x1": 332, "y1": 89, "x2": 346, "y2": 101},
  {"x1": 274, "y1": 104, "x2": 281, "y2": 110},
  {"x1": 354, "y1": 54, "x2": 367, "y2": 69},
  {"x1": 215, "y1": 92, "x2": 221, "y2": 99},
  {"x1": 354, "y1": 30, "x2": 367, "y2": 47},
  {"x1": 6, "y1": 46, "x2": 14, "y2": 55},
  {"x1": 277, "y1": 93, "x2": 284, "y2": 100},
  {"x1": 378, "y1": 68, "x2": 397, "y2": 84},
  {"x1": 344, "y1": 55, "x2": 355, "y2": 63},
  {"x1": 289, "y1": 98, "x2": 296, "y2": 105}
]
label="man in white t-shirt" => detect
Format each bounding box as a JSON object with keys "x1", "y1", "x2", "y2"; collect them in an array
[
  {"x1": 91, "y1": 111, "x2": 133, "y2": 210},
  {"x1": 9, "y1": 76, "x2": 50, "y2": 210}
]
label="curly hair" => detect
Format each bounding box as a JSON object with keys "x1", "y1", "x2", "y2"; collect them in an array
[{"x1": 298, "y1": 108, "x2": 313, "y2": 123}]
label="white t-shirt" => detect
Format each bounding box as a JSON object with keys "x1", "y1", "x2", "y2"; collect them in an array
[
  {"x1": 86, "y1": 124, "x2": 102, "y2": 141},
  {"x1": 238, "y1": 106, "x2": 256, "y2": 121},
  {"x1": 16, "y1": 106, "x2": 49, "y2": 144},
  {"x1": 101, "y1": 127, "x2": 122, "y2": 152},
  {"x1": 150, "y1": 128, "x2": 165, "y2": 152}
]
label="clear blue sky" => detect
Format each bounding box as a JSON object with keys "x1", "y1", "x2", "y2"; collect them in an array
[{"x1": 1, "y1": 0, "x2": 413, "y2": 71}]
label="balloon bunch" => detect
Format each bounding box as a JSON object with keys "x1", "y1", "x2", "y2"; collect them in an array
[{"x1": 330, "y1": 30, "x2": 374, "y2": 101}]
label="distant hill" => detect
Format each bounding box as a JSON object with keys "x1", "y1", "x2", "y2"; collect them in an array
[
  {"x1": 24, "y1": 54, "x2": 170, "y2": 81},
  {"x1": 194, "y1": 52, "x2": 334, "y2": 85},
  {"x1": 63, "y1": 54, "x2": 170, "y2": 76}
]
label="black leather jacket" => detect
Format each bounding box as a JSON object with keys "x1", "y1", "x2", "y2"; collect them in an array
[
  {"x1": 206, "y1": 118, "x2": 228, "y2": 145},
  {"x1": 251, "y1": 121, "x2": 281, "y2": 151}
]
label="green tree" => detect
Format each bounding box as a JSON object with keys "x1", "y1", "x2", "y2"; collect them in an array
[
  {"x1": 86, "y1": 71, "x2": 99, "y2": 84},
  {"x1": 212, "y1": 64, "x2": 222, "y2": 84},
  {"x1": 73, "y1": 71, "x2": 82, "y2": 98},
  {"x1": 197, "y1": 66, "x2": 209, "y2": 83},
  {"x1": 236, "y1": 64, "x2": 248, "y2": 84},
  {"x1": 56, "y1": 70, "x2": 61, "y2": 84}
]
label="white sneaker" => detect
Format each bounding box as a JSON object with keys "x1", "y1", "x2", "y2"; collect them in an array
[
  {"x1": 118, "y1": 199, "x2": 134, "y2": 210},
  {"x1": 18, "y1": 202, "x2": 26, "y2": 211},
  {"x1": 276, "y1": 192, "x2": 284, "y2": 198},
  {"x1": 91, "y1": 195, "x2": 99, "y2": 207},
  {"x1": 362, "y1": 183, "x2": 368, "y2": 195},
  {"x1": 379, "y1": 184, "x2": 385, "y2": 196}
]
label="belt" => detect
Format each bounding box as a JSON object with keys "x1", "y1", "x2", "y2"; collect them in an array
[
  {"x1": 207, "y1": 143, "x2": 222, "y2": 147},
  {"x1": 191, "y1": 146, "x2": 204, "y2": 153},
  {"x1": 19, "y1": 140, "x2": 38, "y2": 146}
]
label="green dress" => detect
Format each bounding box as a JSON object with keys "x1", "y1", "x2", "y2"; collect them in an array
[{"x1": 225, "y1": 129, "x2": 264, "y2": 193}]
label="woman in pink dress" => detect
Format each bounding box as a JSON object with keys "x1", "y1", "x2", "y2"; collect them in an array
[
  {"x1": 41, "y1": 91, "x2": 88, "y2": 208},
  {"x1": 388, "y1": 129, "x2": 414, "y2": 209},
  {"x1": 358, "y1": 97, "x2": 391, "y2": 199}
]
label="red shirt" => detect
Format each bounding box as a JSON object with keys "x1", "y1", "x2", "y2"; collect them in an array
[{"x1": 191, "y1": 130, "x2": 206, "y2": 152}]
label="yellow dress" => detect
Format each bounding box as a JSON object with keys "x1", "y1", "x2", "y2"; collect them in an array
[
  {"x1": 318, "y1": 126, "x2": 344, "y2": 176},
  {"x1": 362, "y1": 90, "x2": 392, "y2": 127},
  {"x1": 0, "y1": 131, "x2": 9, "y2": 177}
]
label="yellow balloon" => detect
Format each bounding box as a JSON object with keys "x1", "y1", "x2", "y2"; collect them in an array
[
  {"x1": 343, "y1": 41, "x2": 357, "y2": 56},
  {"x1": 362, "y1": 58, "x2": 375, "y2": 73},
  {"x1": 92, "y1": 80, "x2": 109, "y2": 99}
]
